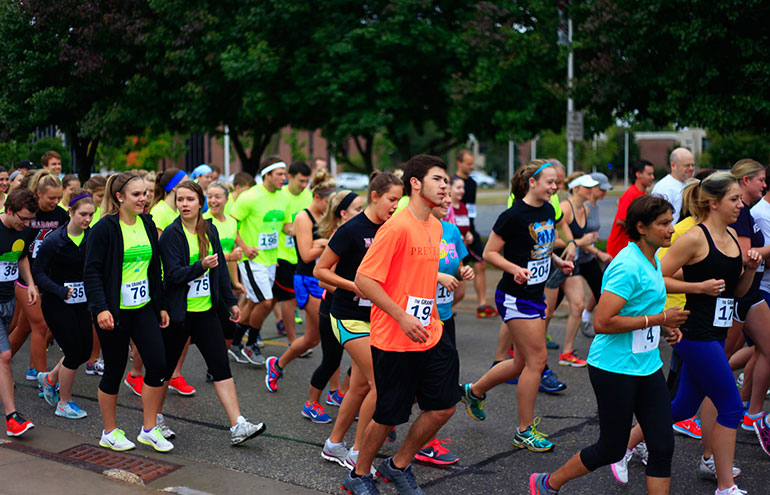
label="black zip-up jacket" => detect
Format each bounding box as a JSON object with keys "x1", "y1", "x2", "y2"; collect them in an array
[
  {"x1": 158, "y1": 217, "x2": 237, "y2": 323},
  {"x1": 32, "y1": 224, "x2": 89, "y2": 302},
  {"x1": 84, "y1": 213, "x2": 165, "y2": 319}
]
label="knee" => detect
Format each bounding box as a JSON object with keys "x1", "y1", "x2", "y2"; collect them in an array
[
  {"x1": 527, "y1": 351, "x2": 548, "y2": 371},
  {"x1": 572, "y1": 300, "x2": 585, "y2": 315},
  {"x1": 426, "y1": 406, "x2": 456, "y2": 424},
  {"x1": 0, "y1": 350, "x2": 10, "y2": 366}
]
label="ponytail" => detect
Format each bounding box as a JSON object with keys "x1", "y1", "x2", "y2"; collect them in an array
[{"x1": 510, "y1": 159, "x2": 551, "y2": 201}]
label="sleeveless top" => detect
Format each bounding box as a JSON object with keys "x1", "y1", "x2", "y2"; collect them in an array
[
  {"x1": 567, "y1": 199, "x2": 588, "y2": 264},
  {"x1": 681, "y1": 224, "x2": 742, "y2": 341},
  {"x1": 295, "y1": 208, "x2": 321, "y2": 276},
  {"x1": 581, "y1": 201, "x2": 601, "y2": 263}
]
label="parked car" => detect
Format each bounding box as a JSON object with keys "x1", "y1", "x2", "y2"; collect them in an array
[
  {"x1": 470, "y1": 170, "x2": 497, "y2": 188},
  {"x1": 336, "y1": 172, "x2": 369, "y2": 190}
]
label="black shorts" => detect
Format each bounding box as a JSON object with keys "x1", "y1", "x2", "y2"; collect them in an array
[
  {"x1": 462, "y1": 229, "x2": 484, "y2": 264},
  {"x1": 273, "y1": 259, "x2": 296, "y2": 302},
  {"x1": 371, "y1": 338, "x2": 460, "y2": 426}
]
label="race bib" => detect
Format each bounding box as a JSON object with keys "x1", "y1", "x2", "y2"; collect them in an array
[
  {"x1": 455, "y1": 216, "x2": 470, "y2": 227},
  {"x1": 65, "y1": 282, "x2": 86, "y2": 304},
  {"x1": 713, "y1": 297, "x2": 734, "y2": 327},
  {"x1": 121, "y1": 279, "x2": 150, "y2": 307},
  {"x1": 357, "y1": 297, "x2": 372, "y2": 307},
  {"x1": 632, "y1": 325, "x2": 660, "y2": 354},
  {"x1": 466, "y1": 203, "x2": 477, "y2": 219},
  {"x1": 258, "y1": 232, "x2": 279, "y2": 250},
  {"x1": 285, "y1": 236, "x2": 296, "y2": 249},
  {"x1": 187, "y1": 272, "x2": 211, "y2": 298},
  {"x1": 32, "y1": 239, "x2": 42, "y2": 258},
  {"x1": 527, "y1": 258, "x2": 551, "y2": 285},
  {"x1": 406, "y1": 295, "x2": 434, "y2": 327},
  {"x1": 436, "y1": 283, "x2": 454, "y2": 305},
  {"x1": 0, "y1": 261, "x2": 18, "y2": 282},
  {"x1": 759, "y1": 260, "x2": 765, "y2": 273}
]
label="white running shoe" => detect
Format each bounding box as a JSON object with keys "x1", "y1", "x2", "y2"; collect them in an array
[
  {"x1": 611, "y1": 450, "x2": 633, "y2": 484},
  {"x1": 715, "y1": 486, "x2": 748, "y2": 495},
  {"x1": 137, "y1": 426, "x2": 174, "y2": 452},
  {"x1": 156, "y1": 413, "x2": 176, "y2": 439},
  {"x1": 698, "y1": 455, "x2": 742, "y2": 480},
  {"x1": 99, "y1": 428, "x2": 135, "y2": 451},
  {"x1": 321, "y1": 439, "x2": 348, "y2": 467},
  {"x1": 230, "y1": 418, "x2": 266, "y2": 445},
  {"x1": 633, "y1": 441, "x2": 649, "y2": 465}
]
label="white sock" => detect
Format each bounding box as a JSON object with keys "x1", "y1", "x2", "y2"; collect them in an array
[
  {"x1": 581, "y1": 309, "x2": 592, "y2": 323},
  {"x1": 326, "y1": 438, "x2": 343, "y2": 448},
  {"x1": 350, "y1": 448, "x2": 359, "y2": 456},
  {"x1": 716, "y1": 487, "x2": 737, "y2": 495}
]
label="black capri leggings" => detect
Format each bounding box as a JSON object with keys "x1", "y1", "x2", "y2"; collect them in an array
[
  {"x1": 217, "y1": 303, "x2": 235, "y2": 341},
  {"x1": 41, "y1": 297, "x2": 92, "y2": 371},
  {"x1": 163, "y1": 309, "x2": 232, "y2": 383},
  {"x1": 95, "y1": 305, "x2": 167, "y2": 394},
  {"x1": 578, "y1": 258, "x2": 603, "y2": 302},
  {"x1": 310, "y1": 312, "x2": 343, "y2": 391},
  {"x1": 580, "y1": 365, "x2": 674, "y2": 478}
]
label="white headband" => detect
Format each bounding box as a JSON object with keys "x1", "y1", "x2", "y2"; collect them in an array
[{"x1": 260, "y1": 161, "x2": 287, "y2": 176}]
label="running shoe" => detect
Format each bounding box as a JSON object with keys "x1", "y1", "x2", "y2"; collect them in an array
[
  {"x1": 476, "y1": 304, "x2": 498, "y2": 319},
  {"x1": 673, "y1": 416, "x2": 702, "y2": 438},
  {"x1": 85, "y1": 360, "x2": 104, "y2": 376},
  {"x1": 344, "y1": 449, "x2": 378, "y2": 474},
  {"x1": 230, "y1": 417, "x2": 266, "y2": 445},
  {"x1": 256, "y1": 332, "x2": 265, "y2": 348},
  {"x1": 528, "y1": 473, "x2": 558, "y2": 494},
  {"x1": 414, "y1": 438, "x2": 459, "y2": 465},
  {"x1": 513, "y1": 418, "x2": 553, "y2": 452},
  {"x1": 376, "y1": 457, "x2": 425, "y2": 494},
  {"x1": 697, "y1": 455, "x2": 742, "y2": 480},
  {"x1": 265, "y1": 356, "x2": 283, "y2": 392},
  {"x1": 294, "y1": 309, "x2": 303, "y2": 324},
  {"x1": 461, "y1": 383, "x2": 486, "y2": 421},
  {"x1": 37, "y1": 384, "x2": 43, "y2": 398},
  {"x1": 37, "y1": 372, "x2": 59, "y2": 406},
  {"x1": 539, "y1": 369, "x2": 567, "y2": 394},
  {"x1": 386, "y1": 427, "x2": 397, "y2": 443},
  {"x1": 228, "y1": 345, "x2": 249, "y2": 364},
  {"x1": 715, "y1": 485, "x2": 748, "y2": 495},
  {"x1": 741, "y1": 411, "x2": 765, "y2": 432},
  {"x1": 241, "y1": 343, "x2": 266, "y2": 366},
  {"x1": 169, "y1": 375, "x2": 196, "y2": 396},
  {"x1": 301, "y1": 401, "x2": 332, "y2": 423},
  {"x1": 321, "y1": 438, "x2": 349, "y2": 467},
  {"x1": 634, "y1": 441, "x2": 649, "y2": 465},
  {"x1": 205, "y1": 371, "x2": 214, "y2": 383},
  {"x1": 341, "y1": 471, "x2": 380, "y2": 495},
  {"x1": 124, "y1": 373, "x2": 143, "y2": 396},
  {"x1": 545, "y1": 334, "x2": 559, "y2": 350},
  {"x1": 579, "y1": 320, "x2": 595, "y2": 337},
  {"x1": 99, "y1": 428, "x2": 135, "y2": 451},
  {"x1": 156, "y1": 413, "x2": 176, "y2": 439},
  {"x1": 611, "y1": 450, "x2": 633, "y2": 484},
  {"x1": 736, "y1": 372, "x2": 744, "y2": 389},
  {"x1": 299, "y1": 348, "x2": 313, "y2": 358},
  {"x1": 326, "y1": 389, "x2": 345, "y2": 407},
  {"x1": 6, "y1": 412, "x2": 34, "y2": 437},
  {"x1": 753, "y1": 413, "x2": 770, "y2": 457},
  {"x1": 25, "y1": 367, "x2": 38, "y2": 381},
  {"x1": 137, "y1": 426, "x2": 174, "y2": 452},
  {"x1": 55, "y1": 401, "x2": 87, "y2": 419},
  {"x1": 558, "y1": 350, "x2": 587, "y2": 367},
  {"x1": 276, "y1": 319, "x2": 286, "y2": 335}
]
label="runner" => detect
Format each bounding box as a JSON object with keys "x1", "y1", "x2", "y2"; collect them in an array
[
  {"x1": 341, "y1": 155, "x2": 456, "y2": 494},
  {"x1": 264, "y1": 169, "x2": 334, "y2": 393},
  {"x1": 461, "y1": 160, "x2": 573, "y2": 454},
  {"x1": 84, "y1": 175, "x2": 107, "y2": 229},
  {"x1": 32, "y1": 189, "x2": 94, "y2": 419},
  {"x1": 606, "y1": 160, "x2": 655, "y2": 257},
  {"x1": 0, "y1": 189, "x2": 38, "y2": 436},
  {"x1": 0, "y1": 167, "x2": 9, "y2": 210},
  {"x1": 229, "y1": 157, "x2": 290, "y2": 367},
  {"x1": 84, "y1": 171, "x2": 172, "y2": 453},
  {"x1": 158, "y1": 180, "x2": 266, "y2": 445},
  {"x1": 529, "y1": 195, "x2": 687, "y2": 495},
  {"x1": 316, "y1": 173, "x2": 402, "y2": 470},
  {"x1": 651, "y1": 147, "x2": 695, "y2": 223},
  {"x1": 227, "y1": 172, "x2": 256, "y2": 216},
  {"x1": 40, "y1": 151, "x2": 62, "y2": 177}
]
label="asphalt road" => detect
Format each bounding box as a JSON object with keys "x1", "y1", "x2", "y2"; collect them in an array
[{"x1": 11, "y1": 299, "x2": 769, "y2": 494}]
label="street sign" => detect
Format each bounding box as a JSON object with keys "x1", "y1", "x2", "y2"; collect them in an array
[{"x1": 567, "y1": 111, "x2": 583, "y2": 142}]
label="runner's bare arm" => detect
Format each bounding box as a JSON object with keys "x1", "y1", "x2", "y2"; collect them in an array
[{"x1": 355, "y1": 272, "x2": 429, "y2": 343}]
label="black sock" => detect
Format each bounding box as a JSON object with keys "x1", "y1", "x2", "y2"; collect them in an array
[
  {"x1": 492, "y1": 360, "x2": 501, "y2": 367},
  {"x1": 350, "y1": 469, "x2": 361, "y2": 478},
  {"x1": 245, "y1": 327, "x2": 259, "y2": 346},
  {"x1": 389, "y1": 458, "x2": 406, "y2": 472},
  {"x1": 544, "y1": 364, "x2": 550, "y2": 371},
  {"x1": 6, "y1": 412, "x2": 17, "y2": 421}
]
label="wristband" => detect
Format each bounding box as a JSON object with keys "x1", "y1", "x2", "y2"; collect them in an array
[{"x1": 568, "y1": 239, "x2": 576, "y2": 246}]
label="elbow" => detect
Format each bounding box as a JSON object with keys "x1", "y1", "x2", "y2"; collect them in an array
[{"x1": 593, "y1": 316, "x2": 609, "y2": 334}]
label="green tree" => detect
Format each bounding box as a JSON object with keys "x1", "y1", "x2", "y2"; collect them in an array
[{"x1": 701, "y1": 132, "x2": 770, "y2": 169}]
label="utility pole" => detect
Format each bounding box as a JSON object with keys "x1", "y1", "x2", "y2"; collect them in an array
[{"x1": 566, "y1": 18, "x2": 574, "y2": 175}]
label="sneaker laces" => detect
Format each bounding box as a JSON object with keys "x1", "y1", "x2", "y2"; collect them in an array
[
  {"x1": 529, "y1": 418, "x2": 549, "y2": 441},
  {"x1": 311, "y1": 401, "x2": 325, "y2": 414},
  {"x1": 429, "y1": 438, "x2": 451, "y2": 455}
]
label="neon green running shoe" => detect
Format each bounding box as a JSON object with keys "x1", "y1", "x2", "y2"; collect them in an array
[
  {"x1": 461, "y1": 383, "x2": 486, "y2": 421},
  {"x1": 513, "y1": 417, "x2": 553, "y2": 452}
]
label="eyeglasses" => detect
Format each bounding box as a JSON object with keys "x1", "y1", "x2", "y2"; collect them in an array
[{"x1": 13, "y1": 211, "x2": 35, "y2": 224}]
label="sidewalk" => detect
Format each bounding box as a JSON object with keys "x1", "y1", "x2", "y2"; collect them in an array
[{"x1": 0, "y1": 424, "x2": 326, "y2": 495}]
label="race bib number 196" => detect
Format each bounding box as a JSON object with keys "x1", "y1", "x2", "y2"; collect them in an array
[
  {"x1": 407, "y1": 295, "x2": 434, "y2": 327},
  {"x1": 258, "y1": 232, "x2": 279, "y2": 250}
]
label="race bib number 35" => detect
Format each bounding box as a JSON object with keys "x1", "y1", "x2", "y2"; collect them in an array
[
  {"x1": 713, "y1": 297, "x2": 734, "y2": 327},
  {"x1": 527, "y1": 258, "x2": 550, "y2": 285},
  {"x1": 0, "y1": 261, "x2": 19, "y2": 282},
  {"x1": 632, "y1": 325, "x2": 660, "y2": 354},
  {"x1": 121, "y1": 279, "x2": 150, "y2": 307},
  {"x1": 65, "y1": 281, "x2": 86, "y2": 304},
  {"x1": 187, "y1": 272, "x2": 211, "y2": 298},
  {"x1": 407, "y1": 295, "x2": 434, "y2": 327},
  {"x1": 258, "y1": 232, "x2": 279, "y2": 250}
]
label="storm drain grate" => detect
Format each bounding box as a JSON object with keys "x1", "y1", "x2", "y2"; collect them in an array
[{"x1": 58, "y1": 444, "x2": 181, "y2": 482}]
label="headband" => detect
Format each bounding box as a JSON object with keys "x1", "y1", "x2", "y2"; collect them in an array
[
  {"x1": 313, "y1": 186, "x2": 336, "y2": 198},
  {"x1": 532, "y1": 162, "x2": 553, "y2": 177},
  {"x1": 164, "y1": 170, "x2": 187, "y2": 193},
  {"x1": 335, "y1": 192, "x2": 358, "y2": 217},
  {"x1": 9, "y1": 170, "x2": 21, "y2": 181},
  {"x1": 191, "y1": 164, "x2": 213, "y2": 179},
  {"x1": 68, "y1": 193, "x2": 92, "y2": 208},
  {"x1": 116, "y1": 175, "x2": 142, "y2": 195},
  {"x1": 260, "y1": 161, "x2": 287, "y2": 177}
]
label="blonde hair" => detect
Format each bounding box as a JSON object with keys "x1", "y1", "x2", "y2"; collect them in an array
[
  {"x1": 28, "y1": 169, "x2": 62, "y2": 195},
  {"x1": 731, "y1": 159, "x2": 764, "y2": 181},
  {"x1": 565, "y1": 171, "x2": 586, "y2": 192},
  {"x1": 318, "y1": 189, "x2": 353, "y2": 239},
  {"x1": 309, "y1": 169, "x2": 336, "y2": 196},
  {"x1": 681, "y1": 172, "x2": 738, "y2": 222}
]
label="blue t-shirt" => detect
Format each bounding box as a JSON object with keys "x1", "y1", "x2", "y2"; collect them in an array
[
  {"x1": 436, "y1": 221, "x2": 468, "y2": 322},
  {"x1": 587, "y1": 242, "x2": 666, "y2": 376}
]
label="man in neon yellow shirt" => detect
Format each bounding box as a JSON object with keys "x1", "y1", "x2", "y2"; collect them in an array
[
  {"x1": 273, "y1": 161, "x2": 311, "y2": 343},
  {"x1": 229, "y1": 158, "x2": 291, "y2": 365}
]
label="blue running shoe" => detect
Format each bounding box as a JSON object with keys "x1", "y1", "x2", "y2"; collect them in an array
[
  {"x1": 37, "y1": 372, "x2": 59, "y2": 406},
  {"x1": 26, "y1": 368, "x2": 38, "y2": 381},
  {"x1": 376, "y1": 458, "x2": 425, "y2": 494},
  {"x1": 529, "y1": 473, "x2": 558, "y2": 494},
  {"x1": 539, "y1": 369, "x2": 567, "y2": 394},
  {"x1": 340, "y1": 471, "x2": 380, "y2": 495},
  {"x1": 264, "y1": 356, "x2": 283, "y2": 392},
  {"x1": 461, "y1": 383, "x2": 486, "y2": 421},
  {"x1": 326, "y1": 389, "x2": 344, "y2": 407},
  {"x1": 302, "y1": 401, "x2": 332, "y2": 423},
  {"x1": 56, "y1": 400, "x2": 88, "y2": 419}
]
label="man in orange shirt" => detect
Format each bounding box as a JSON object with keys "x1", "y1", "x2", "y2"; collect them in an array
[{"x1": 341, "y1": 155, "x2": 455, "y2": 494}]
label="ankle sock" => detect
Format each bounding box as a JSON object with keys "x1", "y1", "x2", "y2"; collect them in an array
[
  {"x1": 581, "y1": 309, "x2": 592, "y2": 322},
  {"x1": 389, "y1": 458, "x2": 406, "y2": 472}
]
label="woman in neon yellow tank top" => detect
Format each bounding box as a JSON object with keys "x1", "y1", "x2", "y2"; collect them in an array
[{"x1": 149, "y1": 168, "x2": 187, "y2": 236}]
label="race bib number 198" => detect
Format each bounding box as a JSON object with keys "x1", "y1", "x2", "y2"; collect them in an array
[{"x1": 406, "y1": 295, "x2": 434, "y2": 327}]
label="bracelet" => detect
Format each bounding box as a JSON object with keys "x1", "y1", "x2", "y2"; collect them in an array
[
  {"x1": 644, "y1": 315, "x2": 649, "y2": 328},
  {"x1": 568, "y1": 239, "x2": 576, "y2": 246},
  {"x1": 662, "y1": 311, "x2": 667, "y2": 323}
]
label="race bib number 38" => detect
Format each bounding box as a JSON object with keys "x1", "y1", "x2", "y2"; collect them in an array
[
  {"x1": 527, "y1": 258, "x2": 550, "y2": 285},
  {"x1": 632, "y1": 325, "x2": 660, "y2": 354},
  {"x1": 258, "y1": 232, "x2": 279, "y2": 250},
  {"x1": 0, "y1": 261, "x2": 19, "y2": 282},
  {"x1": 407, "y1": 295, "x2": 434, "y2": 327},
  {"x1": 121, "y1": 279, "x2": 150, "y2": 307}
]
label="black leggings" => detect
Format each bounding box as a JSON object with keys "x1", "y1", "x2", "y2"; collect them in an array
[
  {"x1": 41, "y1": 297, "x2": 92, "y2": 371},
  {"x1": 580, "y1": 366, "x2": 674, "y2": 478},
  {"x1": 217, "y1": 304, "x2": 235, "y2": 341},
  {"x1": 310, "y1": 312, "x2": 343, "y2": 391},
  {"x1": 164, "y1": 309, "x2": 232, "y2": 382},
  {"x1": 578, "y1": 258, "x2": 604, "y2": 302},
  {"x1": 96, "y1": 305, "x2": 167, "y2": 394}
]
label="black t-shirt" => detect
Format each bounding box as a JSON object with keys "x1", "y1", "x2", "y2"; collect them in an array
[
  {"x1": 328, "y1": 211, "x2": 381, "y2": 321},
  {"x1": 730, "y1": 202, "x2": 764, "y2": 301},
  {"x1": 28, "y1": 206, "x2": 69, "y2": 265},
  {"x1": 454, "y1": 174, "x2": 478, "y2": 232},
  {"x1": 0, "y1": 220, "x2": 33, "y2": 301},
  {"x1": 493, "y1": 200, "x2": 556, "y2": 299}
]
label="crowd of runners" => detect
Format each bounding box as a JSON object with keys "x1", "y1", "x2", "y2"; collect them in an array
[{"x1": 0, "y1": 148, "x2": 768, "y2": 495}]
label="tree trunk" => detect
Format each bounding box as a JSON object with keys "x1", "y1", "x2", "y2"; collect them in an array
[
  {"x1": 69, "y1": 131, "x2": 99, "y2": 183},
  {"x1": 228, "y1": 126, "x2": 274, "y2": 176}
]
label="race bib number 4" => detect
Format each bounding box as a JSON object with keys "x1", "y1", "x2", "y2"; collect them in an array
[
  {"x1": 65, "y1": 281, "x2": 86, "y2": 304},
  {"x1": 187, "y1": 272, "x2": 211, "y2": 298},
  {"x1": 713, "y1": 297, "x2": 734, "y2": 327},
  {"x1": 407, "y1": 295, "x2": 434, "y2": 327},
  {"x1": 0, "y1": 261, "x2": 18, "y2": 282},
  {"x1": 436, "y1": 283, "x2": 453, "y2": 305},
  {"x1": 632, "y1": 325, "x2": 660, "y2": 354},
  {"x1": 527, "y1": 258, "x2": 550, "y2": 285},
  {"x1": 258, "y1": 232, "x2": 279, "y2": 250},
  {"x1": 121, "y1": 279, "x2": 150, "y2": 307}
]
